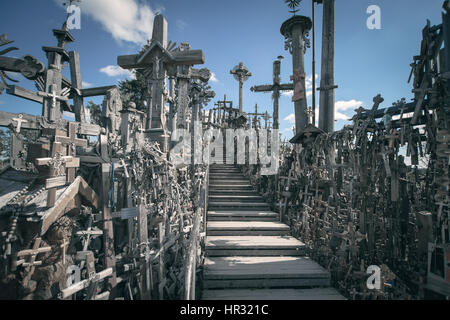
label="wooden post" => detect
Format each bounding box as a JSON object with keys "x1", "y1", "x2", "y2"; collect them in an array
[
  {"x1": 318, "y1": 0, "x2": 337, "y2": 133},
  {"x1": 138, "y1": 202, "x2": 152, "y2": 300},
  {"x1": 100, "y1": 163, "x2": 117, "y2": 296}
]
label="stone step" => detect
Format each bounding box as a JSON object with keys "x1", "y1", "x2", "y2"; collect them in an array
[
  {"x1": 202, "y1": 288, "x2": 346, "y2": 300},
  {"x1": 207, "y1": 210, "x2": 278, "y2": 221},
  {"x1": 207, "y1": 221, "x2": 290, "y2": 236},
  {"x1": 203, "y1": 256, "x2": 330, "y2": 289},
  {"x1": 205, "y1": 235, "x2": 305, "y2": 256},
  {"x1": 209, "y1": 195, "x2": 265, "y2": 203},
  {"x1": 209, "y1": 176, "x2": 247, "y2": 181}
]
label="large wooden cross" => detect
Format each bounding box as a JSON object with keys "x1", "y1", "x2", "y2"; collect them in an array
[
  {"x1": 118, "y1": 14, "x2": 205, "y2": 151},
  {"x1": 251, "y1": 57, "x2": 294, "y2": 129}
]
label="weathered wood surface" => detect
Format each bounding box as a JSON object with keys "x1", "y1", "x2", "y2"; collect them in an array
[
  {"x1": 206, "y1": 236, "x2": 304, "y2": 249},
  {"x1": 207, "y1": 221, "x2": 290, "y2": 236},
  {"x1": 203, "y1": 256, "x2": 330, "y2": 289},
  {"x1": 207, "y1": 210, "x2": 278, "y2": 222},
  {"x1": 204, "y1": 256, "x2": 328, "y2": 279},
  {"x1": 202, "y1": 288, "x2": 346, "y2": 300}
]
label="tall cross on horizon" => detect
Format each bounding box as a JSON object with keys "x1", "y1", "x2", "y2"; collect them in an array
[{"x1": 251, "y1": 57, "x2": 293, "y2": 130}]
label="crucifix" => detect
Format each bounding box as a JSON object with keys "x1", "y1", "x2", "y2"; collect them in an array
[
  {"x1": 11, "y1": 114, "x2": 28, "y2": 133},
  {"x1": 35, "y1": 143, "x2": 80, "y2": 207},
  {"x1": 118, "y1": 14, "x2": 205, "y2": 152},
  {"x1": 251, "y1": 56, "x2": 293, "y2": 129},
  {"x1": 55, "y1": 122, "x2": 88, "y2": 182},
  {"x1": 230, "y1": 62, "x2": 252, "y2": 114},
  {"x1": 38, "y1": 84, "x2": 70, "y2": 122}
]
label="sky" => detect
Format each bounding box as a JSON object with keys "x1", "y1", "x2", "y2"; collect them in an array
[{"x1": 0, "y1": 0, "x2": 445, "y2": 140}]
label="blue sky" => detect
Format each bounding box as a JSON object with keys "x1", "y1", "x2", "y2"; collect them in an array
[{"x1": 0, "y1": 0, "x2": 445, "y2": 139}]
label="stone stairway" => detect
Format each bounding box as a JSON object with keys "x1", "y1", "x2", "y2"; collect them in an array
[{"x1": 202, "y1": 164, "x2": 345, "y2": 300}]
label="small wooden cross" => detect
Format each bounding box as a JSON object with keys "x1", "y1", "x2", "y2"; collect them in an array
[
  {"x1": 55, "y1": 122, "x2": 87, "y2": 182},
  {"x1": 385, "y1": 129, "x2": 400, "y2": 150},
  {"x1": 35, "y1": 145, "x2": 80, "y2": 207},
  {"x1": 16, "y1": 237, "x2": 52, "y2": 268},
  {"x1": 12, "y1": 114, "x2": 28, "y2": 133},
  {"x1": 60, "y1": 239, "x2": 69, "y2": 264}
]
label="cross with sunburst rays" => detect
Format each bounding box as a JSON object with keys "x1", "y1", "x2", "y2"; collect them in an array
[{"x1": 284, "y1": 0, "x2": 303, "y2": 15}]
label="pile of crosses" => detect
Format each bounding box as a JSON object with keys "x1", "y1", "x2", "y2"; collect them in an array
[
  {"x1": 240, "y1": 4, "x2": 450, "y2": 299},
  {"x1": 0, "y1": 13, "x2": 213, "y2": 300}
]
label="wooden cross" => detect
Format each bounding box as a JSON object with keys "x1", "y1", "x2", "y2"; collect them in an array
[
  {"x1": 11, "y1": 114, "x2": 28, "y2": 133},
  {"x1": 17, "y1": 237, "x2": 52, "y2": 287},
  {"x1": 16, "y1": 237, "x2": 52, "y2": 268},
  {"x1": 385, "y1": 129, "x2": 400, "y2": 150},
  {"x1": 251, "y1": 57, "x2": 293, "y2": 129},
  {"x1": 262, "y1": 111, "x2": 272, "y2": 129},
  {"x1": 60, "y1": 239, "x2": 69, "y2": 265},
  {"x1": 55, "y1": 122, "x2": 87, "y2": 182},
  {"x1": 247, "y1": 103, "x2": 266, "y2": 128},
  {"x1": 60, "y1": 251, "x2": 113, "y2": 300},
  {"x1": 37, "y1": 84, "x2": 70, "y2": 122},
  {"x1": 35, "y1": 143, "x2": 80, "y2": 207}
]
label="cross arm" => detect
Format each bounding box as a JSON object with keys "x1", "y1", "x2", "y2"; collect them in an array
[
  {"x1": 0, "y1": 110, "x2": 41, "y2": 130},
  {"x1": 172, "y1": 49, "x2": 205, "y2": 65},
  {"x1": 251, "y1": 84, "x2": 273, "y2": 92},
  {"x1": 79, "y1": 86, "x2": 116, "y2": 98},
  {"x1": 6, "y1": 85, "x2": 44, "y2": 104},
  {"x1": 278, "y1": 83, "x2": 294, "y2": 91}
]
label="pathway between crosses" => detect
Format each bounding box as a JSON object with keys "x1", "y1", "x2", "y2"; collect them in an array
[{"x1": 201, "y1": 164, "x2": 345, "y2": 300}]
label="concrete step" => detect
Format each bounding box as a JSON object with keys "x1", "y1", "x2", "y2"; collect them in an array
[
  {"x1": 209, "y1": 177, "x2": 247, "y2": 182},
  {"x1": 203, "y1": 256, "x2": 330, "y2": 289},
  {"x1": 207, "y1": 221, "x2": 290, "y2": 236},
  {"x1": 207, "y1": 210, "x2": 278, "y2": 221},
  {"x1": 209, "y1": 184, "x2": 254, "y2": 190},
  {"x1": 205, "y1": 235, "x2": 305, "y2": 256},
  {"x1": 209, "y1": 195, "x2": 265, "y2": 203}
]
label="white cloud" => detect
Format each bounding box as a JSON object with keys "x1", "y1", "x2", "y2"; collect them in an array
[
  {"x1": 306, "y1": 74, "x2": 318, "y2": 90},
  {"x1": 55, "y1": 0, "x2": 156, "y2": 45},
  {"x1": 282, "y1": 90, "x2": 293, "y2": 97},
  {"x1": 82, "y1": 81, "x2": 93, "y2": 88},
  {"x1": 176, "y1": 19, "x2": 188, "y2": 30},
  {"x1": 100, "y1": 65, "x2": 136, "y2": 79},
  {"x1": 210, "y1": 72, "x2": 219, "y2": 82},
  {"x1": 335, "y1": 99, "x2": 363, "y2": 112},
  {"x1": 284, "y1": 113, "x2": 296, "y2": 124}
]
